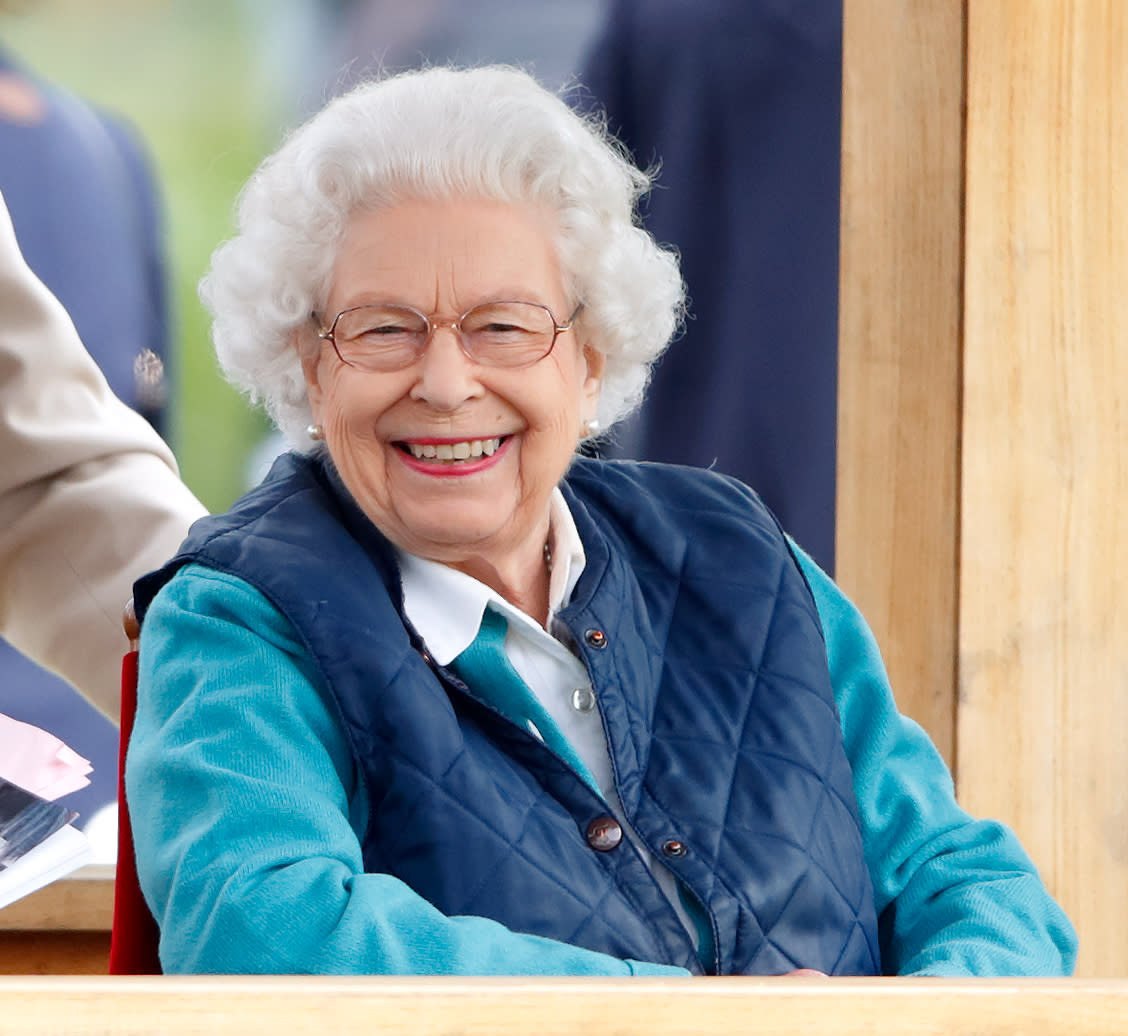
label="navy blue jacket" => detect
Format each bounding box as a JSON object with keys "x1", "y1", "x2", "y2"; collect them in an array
[{"x1": 136, "y1": 453, "x2": 880, "y2": 975}]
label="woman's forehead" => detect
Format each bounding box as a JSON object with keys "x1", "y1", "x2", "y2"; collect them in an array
[{"x1": 326, "y1": 198, "x2": 567, "y2": 311}]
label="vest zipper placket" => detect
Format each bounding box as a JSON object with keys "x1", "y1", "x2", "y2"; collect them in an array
[{"x1": 567, "y1": 626, "x2": 717, "y2": 976}]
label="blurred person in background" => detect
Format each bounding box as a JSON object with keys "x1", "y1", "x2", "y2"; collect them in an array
[
  {"x1": 0, "y1": 183, "x2": 205, "y2": 797},
  {"x1": 319, "y1": 0, "x2": 604, "y2": 93},
  {"x1": 579, "y1": 0, "x2": 843, "y2": 573},
  {"x1": 239, "y1": 0, "x2": 604, "y2": 115},
  {"x1": 0, "y1": 3, "x2": 182, "y2": 855}
]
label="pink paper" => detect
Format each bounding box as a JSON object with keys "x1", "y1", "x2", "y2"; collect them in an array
[{"x1": 0, "y1": 712, "x2": 93, "y2": 801}]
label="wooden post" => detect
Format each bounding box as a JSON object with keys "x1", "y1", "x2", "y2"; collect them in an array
[
  {"x1": 0, "y1": 977, "x2": 1124, "y2": 1035},
  {"x1": 958, "y1": 0, "x2": 1128, "y2": 977},
  {"x1": 841, "y1": 0, "x2": 1128, "y2": 977},
  {"x1": 837, "y1": 0, "x2": 965, "y2": 767}
]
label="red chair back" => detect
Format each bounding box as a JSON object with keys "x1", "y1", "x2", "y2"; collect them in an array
[{"x1": 108, "y1": 602, "x2": 162, "y2": 974}]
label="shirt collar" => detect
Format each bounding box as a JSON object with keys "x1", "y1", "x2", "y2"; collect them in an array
[{"x1": 395, "y1": 488, "x2": 586, "y2": 665}]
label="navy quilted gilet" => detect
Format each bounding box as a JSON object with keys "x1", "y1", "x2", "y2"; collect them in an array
[{"x1": 135, "y1": 452, "x2": 880, "y2": 975}]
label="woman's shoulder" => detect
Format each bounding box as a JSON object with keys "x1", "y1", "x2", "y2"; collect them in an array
[
  {"x1": 567, "y1": 455, "x2": 767, "y2": 510},
  {"x1": 565, "y1": 456, "x2": 780, "y2": 537},
  {"x1": 135, "y1": 451, "x2": 372, "y2": 624},
  {"x1": 181, "y1": 451, "x2": 325, "y2": 546},
  {"x1": 144, "y1": 562, "x2": 303, "y2": 651},
  {"x1": 563, "y1": 457, "x2": 797, "y2": 594}
]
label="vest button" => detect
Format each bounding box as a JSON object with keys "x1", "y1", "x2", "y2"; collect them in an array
[
  {"x1": 662, "y1": 839, "x2": 688, "y2": 858},
  {"x1": 571, "y1": 687, "x2": 597, "y2": 713},
  {"x1": 585, "y1": 816, "x2": 623, "y2": 851},
  {"x1": 584, "y1": 628, "x2": 607, "y2": 649}
]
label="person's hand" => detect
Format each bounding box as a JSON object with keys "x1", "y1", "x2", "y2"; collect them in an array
[{"x1": 782, "y1": 969, "x2": 828, "y2": 977}]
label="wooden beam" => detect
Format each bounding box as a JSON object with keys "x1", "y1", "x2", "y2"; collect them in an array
[
  {"x1": 958, "y1": 1, "x2": 1128, "y2": 977},
  {"x1": 0, "y1": 869, "x2": 113, "y2": 932},
  {"x1": 837, "y1": 0, "x2": 965, "y2": 766},
  {"x1": 0, "y1": 933, "x2": 108, "y2": 975},
  {"x1": 0, "y1": 977, "x2": 1124, "y2": 1036}
]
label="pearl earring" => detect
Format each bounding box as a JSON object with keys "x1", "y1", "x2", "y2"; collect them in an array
[
  {"x1": 581, "y1": 417, "x2": 601, "y2": 438},
  {"x1": 307, "y1": 423, "x2": 324, "y2": 441}
]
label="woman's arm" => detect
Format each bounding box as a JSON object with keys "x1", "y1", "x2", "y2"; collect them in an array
[
  {"x1": 791, "y1": 543, "x2": 1078, "y2": 976},
  {"x1": 127, "y1": 564, "x2": 689, "y2": 976}
]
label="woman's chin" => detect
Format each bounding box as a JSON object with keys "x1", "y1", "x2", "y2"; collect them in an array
[{"x1": 392, "y1": 509, "x2": 514, "y2": 561}]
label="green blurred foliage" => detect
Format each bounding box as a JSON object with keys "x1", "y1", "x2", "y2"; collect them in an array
[{"x1": 4, "y1": 0, "x2": 281, "y2": 511}]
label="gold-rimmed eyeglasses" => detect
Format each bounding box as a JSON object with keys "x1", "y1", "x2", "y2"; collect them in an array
[{"x1": 315, "y1": 300, "x2": 582, "y2": 372}]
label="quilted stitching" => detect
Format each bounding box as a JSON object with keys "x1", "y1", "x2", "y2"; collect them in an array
[
  {"x1": 565, "y1": 462, "x2": 878, "y2": 974},
  {"x1": 142, "y1": 452, "x2": 879, "y2": 975}
]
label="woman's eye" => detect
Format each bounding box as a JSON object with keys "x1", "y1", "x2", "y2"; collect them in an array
[{"x1": 360, "y1": 324, "x2": 412, "y2": 337}]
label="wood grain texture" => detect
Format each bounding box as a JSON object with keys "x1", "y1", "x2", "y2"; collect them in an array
[
  {"x1": 837, "y1": 0, "x2": 964, "y2": 765},
  {"x1": 959, "y1": 1, "x2": 1128, "y2": 978},
  {"x1": 0, "y1": 867, "x2": 113, "y2": 931},
  {"x1": 0, "y1": 977, "x2": 1123, "y2": 1036},
  {"x1": 0, "y1": 933, "x2": 109, "y2": 975}
]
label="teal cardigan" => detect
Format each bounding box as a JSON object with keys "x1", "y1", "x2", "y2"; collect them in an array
[{"x1": 127, "y1": 545, "x2": 1078, "y2": 976}]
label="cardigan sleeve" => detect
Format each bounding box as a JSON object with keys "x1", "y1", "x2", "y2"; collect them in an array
[
  {"x1": 790, "y1": 542, "x2": 1078, "y2": 976},
  {"x1": 126, "y1": 563, "x2": 689, "y2": 976}
]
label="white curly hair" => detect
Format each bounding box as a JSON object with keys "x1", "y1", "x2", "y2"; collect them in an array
[{"x1": 199, "y1": 64, "x2": 685, "y2": 450}]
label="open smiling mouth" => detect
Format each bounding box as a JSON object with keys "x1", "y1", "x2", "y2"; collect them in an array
[{"x1": 396, "y1": 436, "x2": 506, "y2": 463}]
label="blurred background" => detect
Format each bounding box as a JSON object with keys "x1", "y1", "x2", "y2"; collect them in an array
[
  {"x1": 1, "y1": 0, "x2": 611, "y2": 856},
  {"x1": 8, "y1": 0, "x2": 266, "y2": 510},
  {"x1": 4, "y1": 0, "x2": 608, "y2": 511}
]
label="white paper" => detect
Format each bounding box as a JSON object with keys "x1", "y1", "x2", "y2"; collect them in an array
[
  {"x1": 0, "y1": 823, "x2": 93, "y2": 910},
  {"x1": 0, "y1": 713, "x2": 93, "y2": 801}
]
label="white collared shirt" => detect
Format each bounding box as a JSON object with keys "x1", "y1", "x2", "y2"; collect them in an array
[
  {"x1": 395, "y1": 488, "x2": 614, "y2": 798},
  {"x1": 394, "y1": 488, "x2": 699, "y2": 947}
]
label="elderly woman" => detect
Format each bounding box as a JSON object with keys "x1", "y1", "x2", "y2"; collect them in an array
[{"x1": 127, "y1": 66, "x2": 1076, "y2": 977}]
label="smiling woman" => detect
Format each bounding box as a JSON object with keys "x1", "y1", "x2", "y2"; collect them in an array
[
  {"x1": 297, "y1": 198, "x2": 603, "y2": 621},
  {"x1": 123, "y1": 64, "x2": 1076, "y2": 979}
]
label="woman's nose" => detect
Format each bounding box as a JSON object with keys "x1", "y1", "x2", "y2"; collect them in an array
[{"x1": 407, "y1": 325, "x2": 484, "y2": 410}]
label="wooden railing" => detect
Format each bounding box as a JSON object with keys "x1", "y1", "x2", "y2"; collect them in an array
[{"x1": 0, "y1": 977, "x2": 1124, "y2": 1036}]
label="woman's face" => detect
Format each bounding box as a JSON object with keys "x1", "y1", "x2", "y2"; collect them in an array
[{"x1": 300, "y1": 197, "x2": 604, "y2": 573}]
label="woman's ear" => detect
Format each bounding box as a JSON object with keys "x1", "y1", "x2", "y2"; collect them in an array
[
  {"x1": 581, "y1": 343, "x2": 606, "y2": 412},
  {"x1": 295, "y1": 326, "x2": 325, "y2": 413}
]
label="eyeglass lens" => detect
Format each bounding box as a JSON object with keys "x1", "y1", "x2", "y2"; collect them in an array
[{"x1": 330, "y1": 302, "x2": 560, "y2": 371}]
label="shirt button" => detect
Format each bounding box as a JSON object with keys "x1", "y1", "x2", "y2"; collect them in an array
[
  {"x1": 585, "y1": 816, "x2": 623, "y2": 852},
  {"x1": 584, "y1": 628, "x2": 607, "y2": 649},
  {"x1": 571, "y1": 687, "x2": 597, "y2": 713},
  {"x1": 662, "y1": 839, "x2": 688, "y2": 858}
]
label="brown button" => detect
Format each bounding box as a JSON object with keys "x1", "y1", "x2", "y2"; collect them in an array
[
  {"x1": 585, "y1": 816, "x2": 623, "y2": 851},
  {"x1": 584, "y1": 628, "x2": 608, "y2": 649},
  {"x1": 662, "y1": 839, "x2": 688, "y2": 858}
]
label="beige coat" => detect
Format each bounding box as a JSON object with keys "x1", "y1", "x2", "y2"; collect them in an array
[{"x1": 0, "y1": 189, "x2": 206, "y2": 720}]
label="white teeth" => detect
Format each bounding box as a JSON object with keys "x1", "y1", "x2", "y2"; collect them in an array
[{"x1": 406, "y1": 437, "x2": 502, "y2": 462}]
